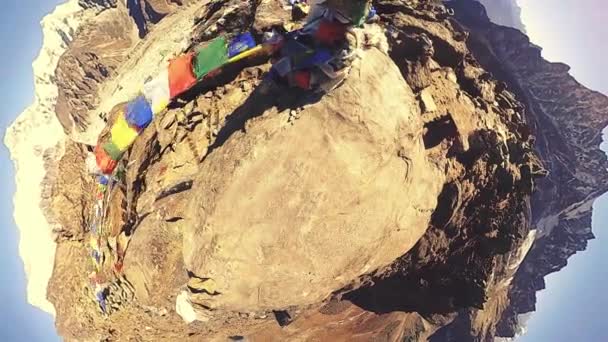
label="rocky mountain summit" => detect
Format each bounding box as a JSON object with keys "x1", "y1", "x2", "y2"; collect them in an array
[{"x1": 6, "y1": 0, "x2": 608, "y2": 341}]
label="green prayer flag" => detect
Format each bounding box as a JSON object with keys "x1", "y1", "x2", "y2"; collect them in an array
[
  {"x1": 103, "y1": 141, "x2": 124, "y2": 161},
  {"x1": 193, "y1": 37, "x2": 229, "y2": 79}
]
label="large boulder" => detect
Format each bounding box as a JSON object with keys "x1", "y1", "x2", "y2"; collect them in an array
[{"x1": 182, "y1": 49, "x2": 445, "y2": 311}]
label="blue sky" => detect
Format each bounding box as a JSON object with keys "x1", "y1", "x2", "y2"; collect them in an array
[
  {"x1": 515, "y1": 1, "x2": 608, "y2": 341},
  {"x1": 0, "y1": 1, "x2": 64, "y2": 341},
  {"x1": 0, "y1": 1, "x2": 606, "y2": 341}
]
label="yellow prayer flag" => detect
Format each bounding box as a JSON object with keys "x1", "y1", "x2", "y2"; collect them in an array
[{"x1": 111, "y1": 115, "x2": 139, "y2": 151}]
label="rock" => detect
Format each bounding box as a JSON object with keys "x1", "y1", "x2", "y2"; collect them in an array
[
  {"x1": 273, "y1": 310, "x2": 293, "y2": 327},
  {"x1": 419, "y1": 33, "x2": 435, "y2": 59},
  {"x1": 419, "y1": 88, "x2": 438, "y2": 113},
  {"x1": 241, "y1": 82, "x2": 252, "y2": 93},
  {"x1": 159, "y1": 111, "x2": 177, "y2": 130},
  {"x1": 444, "y1": 67, "x2": 458, "y2": 84},
  {"x1": 183, "y1": 101, "x2": 195, "y2": 115},
  {"x1": 404, "y1": 60, "x2": 434, "y2": 92},
  {"x1": 182, "y1": 49, "x2": 442, "y2": 312},
  {"x1": 176, "y1": 291, "x2": 197, "y2": 324},
  {"x1": 187, "y1": 277, "x2": 218, "y2": 295},
  {"x1": 254, "y1": 0, "x2": 291, "y2": 32},
  {"x1": 291, "y1": 3, "x2": 309, "y2": 21}
]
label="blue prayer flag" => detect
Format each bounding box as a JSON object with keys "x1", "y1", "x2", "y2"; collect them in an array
[
  {"x1": 125, "y1": 95, "x2": 154, "y2": 130},
  {"x1": 228, "y1": 33, "x2": 256, "y2": 58}
]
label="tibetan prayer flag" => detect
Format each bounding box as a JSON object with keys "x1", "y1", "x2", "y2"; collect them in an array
[
  {"x1": 193, "y1": 37, "x2": 229, "y2": 79},
  {"x1": 273, "y1": 57, "x2": 292, "y2": 77},
  {"x1": 103, "y1": 140, "x2": 123, "y2": 161},
  {"x1": 90, "y1": 256, "x2": 101, "y2": 271},
  {"x1": 125, "y1": 95, "x2": 154, "y2": 130},
  {"x1": 91, "y1": 250, "x2": 102, "y2": 264},
  {"x1": 228, "y1": 33, "x2": 256, "y2": 58},
  {"x1": 95, "y1": 144, "x2": 118, "y2": 175},
  {"x1": 114, "y1": 260, "x2": 123, "y2": 274},
  {"x1": 110, "y1": 115, "x2": 139, "y2": 152},
  {"x1": 95, "y1": 286, "x2": 107, "y2": 313},
  {"x1": 314, "y1": 19, "x2": 347, "y2": 45},
  {"x1": 293, "y1": 70, "x2": 312, "y2": 89},
  {"x1": 143, "y1": 68, "x2": 171, "y2": 114},
  {"x1": 98, "y1": 175, "x2": 109, "y2": 186},
  {"x1": 168, "y1": 52, "x2": 198, "y2": 98},
  {"x1": 295, "y1": 49, "x2": 333, "y2": 69},
  {"x1": 281, "y1": 39, "x2": 315, "y2": 68},
  {"x1": 227, "y1": 45, "x2": 264, "y2": 64}
]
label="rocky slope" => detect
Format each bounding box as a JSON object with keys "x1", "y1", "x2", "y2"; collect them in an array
[
  {"x1": 56, "y1": 0, "x2": 195, "y2": 143},
  {"x1": 54, "y1": 0, "x2": 136, "y2": 137},
  {"x1": 8, "y1": 0, "x2": 608, "y2": 341}
]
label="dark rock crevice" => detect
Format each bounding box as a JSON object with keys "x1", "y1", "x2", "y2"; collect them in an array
[{"x1": 423, "y1": 114, "x2": 459, "y2": 149}]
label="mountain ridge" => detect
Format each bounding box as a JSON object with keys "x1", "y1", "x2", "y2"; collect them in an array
[
  {"x1": 446, "y1": 0, "x2": 608, "y2": 338},
  {"x1": 4, "y1": 0, "x2": 191, "y2": 317},
  {"x1": 4, "y1": 0, "x2": 108, "y2": 316}
]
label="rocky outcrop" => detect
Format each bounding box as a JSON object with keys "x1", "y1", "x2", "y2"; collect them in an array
[{"x1": 180, "y1": 48, "x2": 442, "y2": 312}]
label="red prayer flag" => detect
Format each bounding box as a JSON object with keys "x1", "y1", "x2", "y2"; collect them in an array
[{"x1": 168, "y1": 53, "x2": 198, "y2": 98}]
